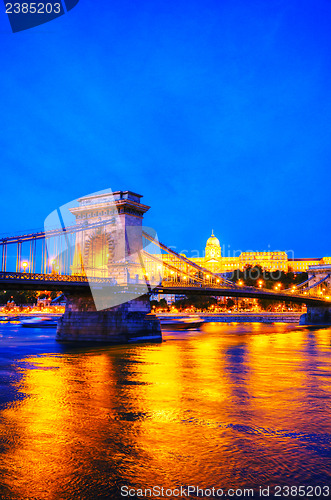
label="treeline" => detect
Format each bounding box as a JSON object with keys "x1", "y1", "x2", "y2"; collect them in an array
[
  {"x1": 0, "y1": 290, "x2": 61, "y2": 305},
  {"x1": 229, "y1": 265, "x2": 308, "y2": 289}
]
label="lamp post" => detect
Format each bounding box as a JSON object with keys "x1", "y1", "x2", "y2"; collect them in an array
[
  {"x1": 22, "y1": 261, "x2": 29, "y2": 273},
  {"x1": 51, "y1": 260, "x2": 60, "y2": 275}
]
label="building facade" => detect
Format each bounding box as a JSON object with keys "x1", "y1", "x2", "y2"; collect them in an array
[{"x1": 160, "y1": 231, "x2": 330, "y2": 278}]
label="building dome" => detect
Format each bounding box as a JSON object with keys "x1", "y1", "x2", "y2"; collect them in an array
[{"x1": 206, "y1": 230, "x2": 220, "y2": 247}]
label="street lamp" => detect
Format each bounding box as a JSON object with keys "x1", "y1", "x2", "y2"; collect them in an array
[
  {"x1": 51, "y1": 260, "x2": 60, "y2": 275},
  {"x1": 22, "y1": 261, "x2": 29, "y2": 273}
]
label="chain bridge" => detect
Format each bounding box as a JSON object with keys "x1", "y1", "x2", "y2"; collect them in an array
[
  {"x1": 0, "y1": 190, "x2": 330, "y2": 341},
  {"x1": 0, "y1": 224, "x2": 329, "y2": 306}
]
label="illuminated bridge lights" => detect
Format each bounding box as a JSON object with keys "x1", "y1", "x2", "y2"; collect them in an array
[{"x1": 0, "y1": 223, "x2": 329, "y2": 305}]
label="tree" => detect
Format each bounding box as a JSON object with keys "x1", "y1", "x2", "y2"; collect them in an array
[
  {"x1": 226, "y1": 298, "x2": 235, "y2": 309},
  {"x1": 0, "y1": 290, "x2": 38, "y2": 305},
  {"x1": 150, "y1": 298, "x2": 169, "y2": 311},
  {"x1": 175, "y1": 295, "x2": 217, "y2": 311}
]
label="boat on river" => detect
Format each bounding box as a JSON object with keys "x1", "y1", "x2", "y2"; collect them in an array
[
  {"x1": 21, "y1": 316, "x2": 58, "y2": 328},
  {"x1": 159, "y1": 315, "x2": 204, "y2": 330}
]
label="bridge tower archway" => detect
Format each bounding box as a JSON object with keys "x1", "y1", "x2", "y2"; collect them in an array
[{"x1": 84, "y1": 229, "x2": 114, "y2": 277}]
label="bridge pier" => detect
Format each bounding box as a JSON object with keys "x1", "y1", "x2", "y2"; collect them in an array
[
  {"x1": 56, "y1": 189, "x2": 162, "y2": 344},
  {"x1": 300, "y1": 305, "x2": 331, "y2": 327},
  {"x1": 56, "y1": 292, "x2": 162, "y2": 344}
]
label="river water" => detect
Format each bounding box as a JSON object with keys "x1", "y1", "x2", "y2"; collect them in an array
[{"x1": 0, "y1": 321, "x2": 330, "y2": 499}]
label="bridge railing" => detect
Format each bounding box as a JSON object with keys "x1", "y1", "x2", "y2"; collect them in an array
[
  {"x1": 159, "y1": 279, "x2": 331, "y2": 300},
  {"x1": 0, "y1": 271, "x2": 160, "y2": 288},
  {"x1": 0, "y1": 272, "x2": 114, "y2": 284},
  {"x1": 160, "y1": 280, "x2": 238, "y2": 289}
]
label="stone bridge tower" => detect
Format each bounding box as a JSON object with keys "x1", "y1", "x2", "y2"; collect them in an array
[
  {"x1": 70, "y1": 191, "x2": 150, "y2": 283},
  {"x1": 300, "y1": 263, "x2": 331, "y2": 326}
]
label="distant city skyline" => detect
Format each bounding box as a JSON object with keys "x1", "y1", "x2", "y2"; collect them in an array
[{"x1": 0, "y1": 0, "x2": 330, "y2": 258}]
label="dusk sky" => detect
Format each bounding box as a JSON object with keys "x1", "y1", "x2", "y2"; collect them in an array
[{"x1": 1, "y1": 0, "x2": 330, "y2": 259}]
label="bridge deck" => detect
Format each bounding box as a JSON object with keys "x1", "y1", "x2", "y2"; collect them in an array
[{"x1": 0, "y1": 272, "x2": 329, "y2": 306}]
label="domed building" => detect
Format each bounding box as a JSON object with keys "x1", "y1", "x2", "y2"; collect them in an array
[
  {"x1": 205, "y1": 231, "x2": 221, "y2": 262},
  {"x1": 153, "y1": 228, "x2": 330, "y2": 283}
]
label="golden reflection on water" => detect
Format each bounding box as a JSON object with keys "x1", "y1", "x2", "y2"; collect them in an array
[{"x1": 0, "y1": 324, "x2": 331, "y2": 498}]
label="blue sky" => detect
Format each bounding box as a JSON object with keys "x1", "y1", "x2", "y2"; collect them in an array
[{"x1": 0, "y1": 0, "x2": 330, "y2": 259}]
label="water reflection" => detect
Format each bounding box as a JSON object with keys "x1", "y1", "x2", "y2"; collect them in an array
[
  {"x1": 225, "y1": 343, "x2": 250, "y2": 405},
  {"x1": 0, "y1": 324, "x2": 330, "y2": 498}
]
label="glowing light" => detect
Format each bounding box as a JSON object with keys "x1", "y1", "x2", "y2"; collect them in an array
[{"x1": 22, "y1": 261, "x2": 29, "y2": 271}]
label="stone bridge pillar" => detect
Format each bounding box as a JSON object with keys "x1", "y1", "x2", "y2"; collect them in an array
[
  {"x1": 308, "y1": 265, "x2": 331, "y2": 289},
  {"x1": 300, "y1": 305, "x2": 331, "y2": 326},
  {"x1": 57, "y1": 291, "x2": 161, "y2": 343},
  {"x1": 56, "y1": 190, "x2": 162, "y2": 344},
  {"x1": 300, "y1": 264, "x2": 331, "y2": 326}
]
